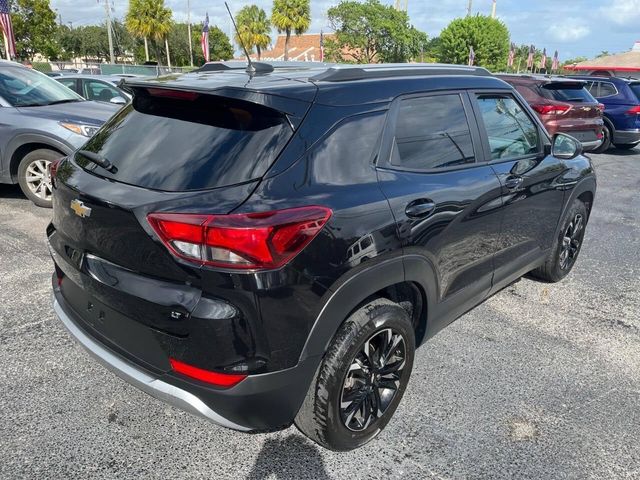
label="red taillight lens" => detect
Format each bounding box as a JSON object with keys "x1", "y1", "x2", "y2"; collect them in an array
[
  {"x1": 148, "y1": 206, "x2": 332, "y2": 270},
  {"x1": 626, "y1": 105, "x2": 640, "y2": 115},
  {"x1": 169, "y1": 358, "x2": 246, "y2": 387},
  {"x1": 146, "y1": 88, "x2": 199, "y2": 101},
  {"x1": 49, "y1": 158, "x2": 63, "y2": 180},
  {"x1": 531, "y1": 103, "x2": 572, "y2": 115},
  {"x1": 597, "y1": 103, "x2": 605, "y2": 113}
]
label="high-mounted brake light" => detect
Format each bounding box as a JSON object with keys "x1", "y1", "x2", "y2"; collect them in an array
[
  {"x1": 147, "y1": 206, "x2": 332, "y2": 270},
  {"x1": 169, "y1": 358, "x2": 246, "y2": 387},
  {"x1": 146, "y1": 88, "x2": 199, "y2": 101},
  {"x1": 626, "y1": 105, "x2": 640, "y2": 115},
  {"x1": 531, "y1": 104, "x2": 572, "y2": 115}
]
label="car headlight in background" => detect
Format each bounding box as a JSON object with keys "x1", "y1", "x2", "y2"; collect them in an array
[{"x1": 59, "y1": 122, "x2": 100, "y2": 137}]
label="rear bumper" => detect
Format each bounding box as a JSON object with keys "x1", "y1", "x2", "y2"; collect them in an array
[
  {"x1": 581, "y1": 139, "x2": 603, "y2": 151},
  {"x1": 612, "y1": 129, "x2": 640, "y2": 145},
  {"x1": 53, "y1": 287, "x2": 320, "y2": 432}
]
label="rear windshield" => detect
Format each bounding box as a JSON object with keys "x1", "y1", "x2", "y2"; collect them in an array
[
  {"x1": 630, "y1": 83, "x2": 640, "y2": 101},
  {"x1": 74, "y1": 90, "x2": 293, "y2": 191},
  {"x1": 540, "y1": 83, "x2": 596, "y2": 103}
]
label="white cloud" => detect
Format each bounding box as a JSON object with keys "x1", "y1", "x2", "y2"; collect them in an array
[
  {"x1": 601, "y1": 0, "x2": 640, "y2": 25},
  {"x1": 546, "y1": 23, "x2": 590, "y2": 42}
]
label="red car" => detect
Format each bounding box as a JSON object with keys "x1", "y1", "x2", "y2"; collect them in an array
[{"x1": 498, "y1": 75, "x2": 604, "y2": 151}]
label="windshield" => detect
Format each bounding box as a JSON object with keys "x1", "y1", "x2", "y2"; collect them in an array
[
  {"x1": 540, "y1": 83, "x2": 597, "y2": 103},
  {"x1": 630, "y1": 83, "x2": 640, "y2": 101},
  {"x1": 0, "y1": 66, "x2": 84, "y2": 107}
]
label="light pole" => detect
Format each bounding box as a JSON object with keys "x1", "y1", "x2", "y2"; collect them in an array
[
  {"x1": 103, "y1": 0, "x2": 115, "y2": 64},
  {"x1": 187, "y1": 0, "x2": 194, "y2": 66},
  {"x1": 491, "y1": 0, "x2": 497, "y2": 18},
  {"x1": 467, "y1": 0, "x2": 472, "y2": 16}
]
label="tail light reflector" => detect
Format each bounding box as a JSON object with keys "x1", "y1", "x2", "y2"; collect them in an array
[
  {"x1": 531, "y1": 104, "x2": 572, "y2": 115},
  {"x1": 147, "y1": 206, "x2": 332, "y2": 270},
  {"x1": 169, "y1": 358, "x2": 246, "y2": 387},
  {"x1": 626, "y1": 105, "x2": 640, "y2": 115}
]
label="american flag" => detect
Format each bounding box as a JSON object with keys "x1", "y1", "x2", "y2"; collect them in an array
[
  {"x1": 319, "y1": 30, "x2": 324, "y2": 62},
  {"x1": 507, "y1": 42, "x2": 515, "y2": 68},
  {"x1": 539, "y1": 48, "x2": 547, "y2": 70},
  {"x1": 526, "y1": 44, "x2": 535, "y2": 70},
  {"x1": 201, "y1": 13, "x2": 209, "y2": 62},
  {"x1": 552, "y1": 50, "x2": 559, "y2": 71},
  {"x1": 0, "y1": 0, "x2": 16, "y2": 59},
  {"x1": 468, "y1": 46, "x2": 475, "y2": 66}
]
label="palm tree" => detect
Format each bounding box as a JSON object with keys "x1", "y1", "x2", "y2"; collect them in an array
[
  {"x1": 271, "y1": 0, "x2": 310, "y2": 61},
  {"x1": 236, "y1": 5, "x2": 271, "y2": 61},
  {"x1": 125, "y1": 0, "x2": 173, "y2": 66}
]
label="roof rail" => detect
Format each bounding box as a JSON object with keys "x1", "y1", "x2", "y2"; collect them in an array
[
  {"x1": 311, "y1": 63, "x2": 492, "y2": 82},
  {"x1": 194, "y1": 61, "x2": 275, "y2": 73}
]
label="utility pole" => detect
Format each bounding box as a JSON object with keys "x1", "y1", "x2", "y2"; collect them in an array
[
  {"x1": 491, "y1": 0, "x2": 497, "y2": 18},
  {"x1": 103, "y1": 0, "x2": 115, "y2": 64},
  {"x1": 187, "y1": 0, "x2": 193, "y2": 67},
  {"x1": 467, "y1": 0, "x2": 472, "y2": 16}
]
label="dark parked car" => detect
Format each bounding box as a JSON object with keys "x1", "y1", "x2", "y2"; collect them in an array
[
  {"x1": 55, "y1": 75, "x2": 130, "y2": 105},
  {"x1": 569, "y1": 76, "x2": 640, "y2": 152},
  {"x1": 0, "y1": 61, "x2": 119, "y2": 207},
  {"x1": 498, "y1": 74, "x2": 604, "y2": 151},
  {"x1": 49, "y1": 64, "x2": 596, "y2": 451}
]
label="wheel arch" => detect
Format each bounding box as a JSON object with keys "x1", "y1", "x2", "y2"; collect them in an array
[{"x1": 7, "y1": 134, "x2": 72, "y2": 182}]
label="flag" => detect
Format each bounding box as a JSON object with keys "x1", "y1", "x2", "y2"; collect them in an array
[
  {"x1": 201, "y1": 13, "x2": 210, "y2": 62},
  {"x1": 507, "y1": 42, "x2": 515, "y2": 68},
  {"x1": 0, "y1": 0, "x2": 16, "y2": 59},
  {"x1": 526, "y1": 44, "x2": 535, "y2": 70},
  {"x1": 539, "y1": 48, "x2": 547, "y2": 70},
  {"x1": 552, "y1": 50, "x2": 559, "y2": 71},
  {"x1": 468, "y1": 46, "x2": 475, "y2": 66},
  {"x1": 319, "y1": 30, "x2": 324, "y2": 62}
]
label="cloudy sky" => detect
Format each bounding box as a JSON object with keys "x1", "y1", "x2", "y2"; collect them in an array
[{"x1": 50, "y1": 0, "x2": 640, "y2": 60}]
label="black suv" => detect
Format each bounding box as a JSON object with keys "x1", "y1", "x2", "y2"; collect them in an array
[{"x1": 49, "y1": 63, "x2": 596, "y2": 451}]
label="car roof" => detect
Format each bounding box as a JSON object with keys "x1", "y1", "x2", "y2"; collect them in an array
[
  {"x1": 497, "y1": 73, "x2": 586, "y2": 85},
  {"x1": 568, "y1": 75, "x2": 637, "y2": 84},
  {"x1": 56, "y1": 74, "x2": 123, "y2": 83},
  {"x1": 122, "y1": 62, "x2": 510, "y2": 107}
]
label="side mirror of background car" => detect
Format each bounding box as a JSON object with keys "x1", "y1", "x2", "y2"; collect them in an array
[
  {"x1": 552, "y1": 133, "x2": 583, "y2": 160},
  {"x1": 110, "y1": 96, "x2": 127, "y2": 105}
]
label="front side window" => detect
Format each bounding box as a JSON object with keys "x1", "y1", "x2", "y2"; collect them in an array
[
  {"x1": 0, "y1": 67, "x2": 83, "y2": 107},
  {"x1": 84, "y1": 80, "x2": 121, "y2": 102},
  {"x1": 57, "y1": 78, "x2": 78, "y2": 93},
  {"x1": 476, "y1": 95, "x2": 540, "y2": 160},
  {"x1": 391, "y1": 94, "x2": 475, "y2": 170}
]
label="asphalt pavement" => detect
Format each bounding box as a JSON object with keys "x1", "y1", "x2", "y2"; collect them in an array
[{"x1": 0, "y1": 149, "x2": 638, "y2": 479}]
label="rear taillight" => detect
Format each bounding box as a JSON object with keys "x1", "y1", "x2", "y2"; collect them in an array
[
  {"x1": 169, "y1": 358, "x2": 246, "y2": 387},
  {"x1": 626, "y1": 105, "x2": 640, "y2": 115},
  {"x1": 49, "y1": 158, "x2": 63, "y2": 180},
  {"x1": 597, "y1": 103, "x2": 605, "y2": 113},
  {"x1": 531, "y1": 104, "x2": 572, "y2": 115},
  {"x1": 147, "y1": 206, "x2": 332, "y2": 270}
]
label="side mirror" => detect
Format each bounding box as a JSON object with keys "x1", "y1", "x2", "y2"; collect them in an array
[
  {"x1": 109, "y1": 96, "x2": 127, "y2": 105},
  {"x1": 551, "y1": 133, "x2": 583, "y2": 160}
]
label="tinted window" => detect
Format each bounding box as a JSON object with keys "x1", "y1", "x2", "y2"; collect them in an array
[
  {"x1": 361, "y1": 236, "x2": 373, "y2": 249},
  {"x1": 0, "y1": 67, "x2": 83, "y2": 106},
  {"x1": 58, "y1": 78, "x2": 77, "y2": 92},
  {"x1": 476, "y1": 95, "x2": 539, "y2": 160},
  {"x1": 585, "y1": 81, "x2": 597, "y2": 95},
  {"x1": 84, "y1": 80, "x2": 121, "y2": 102},
  {"x1": 75, "y1": 92, "x2": 293, "y2": 191},
  {"x1": 598, "y1": 82, "x2": 618, "y2": 97},
  {"x1": 392, "y1": 94, "x2": 475, "y2": 170},
  {"x1": 629, "y1": 83, "x2": 640, "y2": 101},
  {"x1": 541, "y1": 83, "x2": 596, "y2": 103}
]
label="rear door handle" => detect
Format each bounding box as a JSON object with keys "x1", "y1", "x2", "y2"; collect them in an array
[
  {"x1": 504, "y1": 176, "x2": 524, "y2": 191},
  {"x1": 405, "y1": 199, "x2": 436, "y2": 218}
]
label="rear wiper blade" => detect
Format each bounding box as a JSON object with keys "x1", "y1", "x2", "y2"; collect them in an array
[{"x1": 77, "y1": 150, "x2": 117, "y2": 173}]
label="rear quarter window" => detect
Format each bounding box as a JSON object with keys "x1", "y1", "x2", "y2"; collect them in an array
[
  {"x1": 75, "y1": 91, "x2": 293, "y2": 191},
  {"x1": 629, "y1": 83, "x2": 640, "y2": 101}
]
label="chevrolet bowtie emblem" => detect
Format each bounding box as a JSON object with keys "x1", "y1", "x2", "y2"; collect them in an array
[{"x1": 70, "y1": 199, "x2": 91, "y2": 218}]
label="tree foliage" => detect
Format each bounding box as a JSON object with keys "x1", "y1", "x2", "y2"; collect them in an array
[
  {"x1": 236, "y1": 5, "x2": 271, "y2": 60},
  {"x1": 10, "y1": 0, "x2": 59, "y2": 60},
  {"x1": 326, "y1": 0, "x2": 428, "y2": 64},
  {"x1": 271, "y1": 0, "x2": 310, "y2": 61},
  {"x1": 126, "y1": 0, "x2": 172, "y2": 63},
  {"x1": 437, "y1": 14, "x2": 509, "y2": 71},
  {"x1": 167, "y1": 23, "x2": 233, "y2": 66}
]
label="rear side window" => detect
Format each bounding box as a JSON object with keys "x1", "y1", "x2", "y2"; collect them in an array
[
  {"x1": 392, "y1": 94, "x2": 475, "y2": 170},
  {"x1": 476, "y1": 95, "x2": 539, "y2": 160},
  {"x1": 629, "y1": 83, "x2": 640, "y2": 101},
  {"x1": 598, "y1": 82, "x2": 618, "y2": 97},
  {"x1": 75, "y1": 91, "x2": 293, "y2": 191},
  {"x1": 540, "y1": 83, "x2": 596, "y2": 103}
]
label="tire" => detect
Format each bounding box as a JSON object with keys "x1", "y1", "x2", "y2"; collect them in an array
[
  {"x1": 530, "y1": 200, "x2": 588, "y2": 282},
  {"x1": 612, "y1": 143, "x2": 638, "y2": 150},
  {"x1": 17, "y1": 149, "x2": 62, "y2": 208},
  {"x1": 592, "y1": 123, "x2": 611, "y2": 153},
  {"x1": 295, "y1": 298, "x2": 415, "y2": 451}
]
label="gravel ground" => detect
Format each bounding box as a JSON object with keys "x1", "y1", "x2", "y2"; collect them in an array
[{"x1": 0, "y1": 149, "x2": 639, "y2": 479}]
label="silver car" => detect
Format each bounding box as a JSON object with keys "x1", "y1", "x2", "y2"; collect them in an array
[
  {"x1": 0, "y1": 61, "x2": 119, "y2": 207},
  {"x1": 55, "y1": 75, "x2": 130, "y2": 105}
]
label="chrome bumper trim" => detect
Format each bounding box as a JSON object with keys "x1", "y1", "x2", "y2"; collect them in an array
[{"x1": 53, "y1": 298, "x2": 251, "y2": 432}]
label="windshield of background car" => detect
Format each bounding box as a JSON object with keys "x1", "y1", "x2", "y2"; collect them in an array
[
  {"x1": 540, "y1": 83, "x2": 597, "y2": 103},
  {"x1": 74, "y1": 90, "x2": 293, "y2": 191},
  {"x1": 629, "y1": 83, "x2": 640, "y2": 101},
  {"x1": 0, "y1": 67, "x2": 84, "y2": 107}
]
